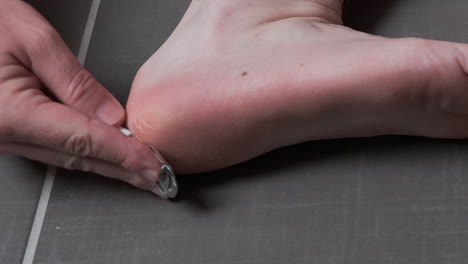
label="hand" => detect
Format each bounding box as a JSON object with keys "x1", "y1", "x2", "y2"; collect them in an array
[{"x1": 0, "y1": 0, "x2": 163, "y2": 196}]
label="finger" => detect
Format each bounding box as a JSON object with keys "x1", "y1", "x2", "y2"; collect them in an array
[
  {"x1": 1, "y1": 142, "x2": 166, "y2": 197},
  {"x1": 11, "y1": 99, "x2": 162, "y2": 184},
  {"x1": 17, "y1": 21, "x2": 124, "y2": 125}
]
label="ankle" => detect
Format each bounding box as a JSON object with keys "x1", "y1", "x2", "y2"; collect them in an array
[
  {"x1": 192, "y1": 0, "x2": 344, "y2": 26},
  {"x1": 302, "y1": 0, "x2": 344, "y2": 24}
]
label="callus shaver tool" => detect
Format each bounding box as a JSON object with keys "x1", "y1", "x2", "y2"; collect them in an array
[{"x1": 120, "y1": 127, "x2": 179, "y2": 199}]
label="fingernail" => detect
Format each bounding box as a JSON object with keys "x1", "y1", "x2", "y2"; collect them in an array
[
  {"x1": 96, "y1": 100, "x2": 125, "y2": 125},
  {"x1": 151, "y1": 183, "x2": 168, "y2": 199},
  {"x1": 141, "y1": 169, "x2": 159, "y2": 182}
]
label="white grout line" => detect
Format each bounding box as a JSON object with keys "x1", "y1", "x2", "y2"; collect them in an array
[
  {"x1": 22, "y1": 167, "x2": 55, "y2": 264},
  {"x1": 22, "y1": 1, "x2": 102, "y2": 263},
  {"x1": 78, "y1": 0, "x2": 102, "y2": 64}
]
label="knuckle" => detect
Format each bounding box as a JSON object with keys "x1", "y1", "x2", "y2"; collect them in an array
[
  {"x1": 120, "y1": 141, "x2": 152, "y2": 171},
  {"x1": 65, "y1": 69, "x2": 95, "y2": 105},
  {"x1": 63, "y1": 156, "x2": 90, "y2": 171},
  {"x1": 26, "y1": 26, "x2": 61, "y2": 56},
  {"x1": 118, "y1": 148, "x2": 140, "y2": 171},
  {"x1": 91, "y1": 119, "x2": 131, "y2": 167},
  {"x1": 65, "y1": 130, "x2": 94, "y2": 157},
  {"x1": 106, "y1": 144, "x2": 129, "y2": 168},
  {"x1": 113, "y1": 150, "x2": 131, "y2": 169}
]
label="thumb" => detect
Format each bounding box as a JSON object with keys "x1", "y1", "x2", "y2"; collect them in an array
[{"x1": 21, "y1": 27, "x2": 124, "y2": 125}]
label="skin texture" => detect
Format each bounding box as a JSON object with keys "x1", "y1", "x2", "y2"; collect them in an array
[
  {"x1": 0, "y1": 0, "x2": 164, "y2": 196},
  {"x1": 127, "y1": 0, "x2": 468, "y2": 173}
]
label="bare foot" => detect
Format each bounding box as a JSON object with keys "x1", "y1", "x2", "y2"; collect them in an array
[{"x1": 127, "y1": 0, "x2": 468, "y2": 173}]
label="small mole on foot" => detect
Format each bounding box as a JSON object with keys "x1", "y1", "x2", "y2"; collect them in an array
[{"x1": 241, "y1": 72, "x2": 248, "y2": 77}]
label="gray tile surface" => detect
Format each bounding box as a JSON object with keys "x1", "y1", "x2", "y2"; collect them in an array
[
  {"x1": 28, "y1": 0, "x2": 93, "y2": 54},
  {"x1": 0, "y1": 1, "x2": 91, "y2": 263},
  {"x1": 0, "y1": 157, "x2": 43, "y2": 264},
  {"x1": 345, "y1": 0, "x2": 468, "y2": 43},
  {"x1": 35, "y1": 0, "x2": 468, "y2": 263}
]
